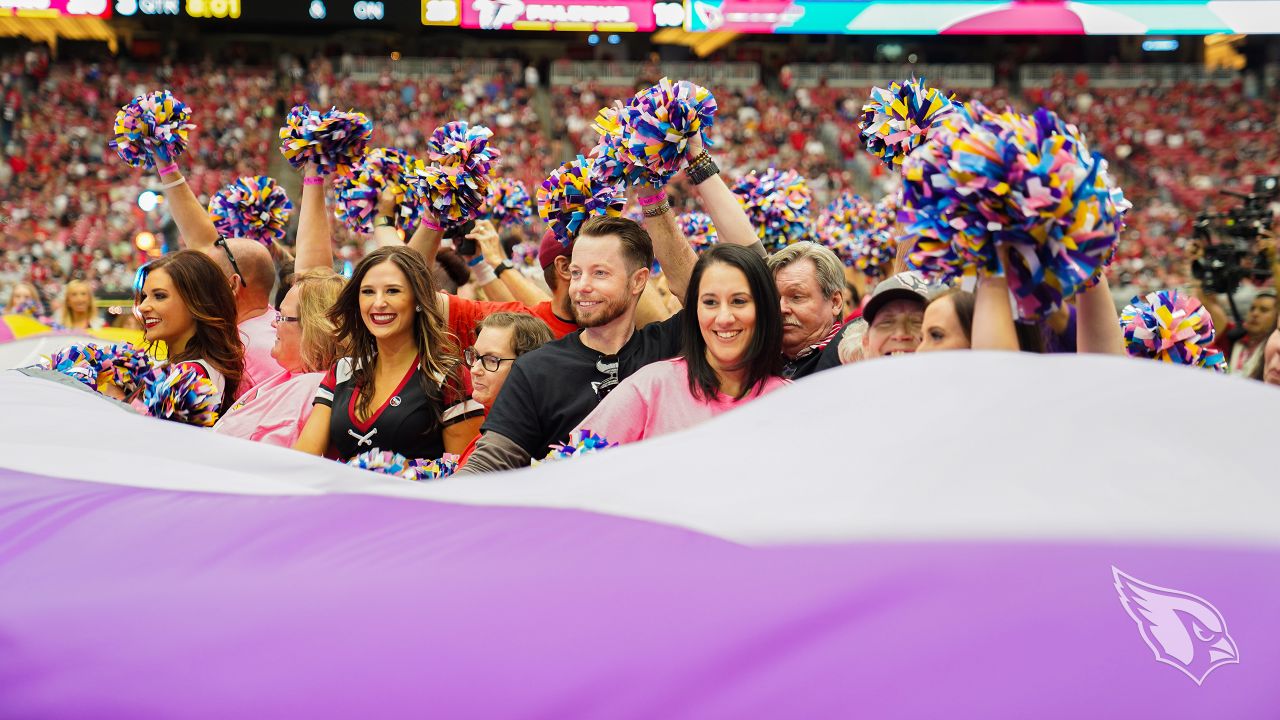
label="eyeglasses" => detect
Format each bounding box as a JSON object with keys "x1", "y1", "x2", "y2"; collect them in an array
[
  {"x1": 215, "y1": 237, "x2": 244, "y2": 288},
  {"x1": 274, "y1": 311, "x2": 300, "y2": 325},
  {"x1": 464, "y1": 347, "x2": 517, "y2": 372}
]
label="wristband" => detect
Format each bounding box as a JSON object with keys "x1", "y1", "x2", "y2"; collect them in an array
[
  {"x1": 637, "y1": 191, "x2": 668, "y2": 207},
  {"x1": 685, "y1": 152, "x2": 719, "y2": 186},
  {"x1": 158, "y1": 163, "x2": 179, "y2": 177},
  {"x1": 421, "y1": 218, "x2": 443, "y2": 232},
  {"x1": 374, "y1": 216, "x2": 394, "y2": 228},
  {"x1": 466, "y1": 255, "x2": 485, "y2": 267},
  {"x1": 303, "y1": 176, "x2": 325, "y2": 186},
  {"x1": 642, "y1": 200, "x2": 672, "y2": 218},
  {"x1": 471, "y1": 260, "x2": 497, "y2": 285},
  {"x1": 160, "y1": 176, "x2": 187, "y2": 190},
  {"x1": 494, "y1": 260, "x2": 515, "y2": 278}
]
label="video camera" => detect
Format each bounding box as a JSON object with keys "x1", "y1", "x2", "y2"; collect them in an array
[{"x1": 1191, "y1": 175, "x2": 1277, "y2": 296}]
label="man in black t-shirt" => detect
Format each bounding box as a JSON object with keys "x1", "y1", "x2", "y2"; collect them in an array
[{"x1": 459, "y1": 216, "x2": 683, "y2": 473}]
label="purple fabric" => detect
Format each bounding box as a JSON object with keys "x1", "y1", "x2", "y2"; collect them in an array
[{"x1": 1, "y1": 470, "x2": 1277, "y2": 718}]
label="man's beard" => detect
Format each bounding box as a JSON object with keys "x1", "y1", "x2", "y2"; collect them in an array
[{"x1": 572, "y1": 294, "x2": 629, "y2": 328}]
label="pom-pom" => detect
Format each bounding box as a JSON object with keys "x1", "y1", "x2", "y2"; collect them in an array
[
  {"x1": 484, "y1": 178, "x2": 533, "y2": 228},
  {"x1": 731, "y1": 168, "x2": 814, "y2": 251},
  {"x1": 208, "y1": 176, "x2": 294, "y2": 246},
  {"x1": 98, "y1": 344, "x2": 156, "y2": 396},
  {"x1": 816, "y1": 192, "x2": 872, "y2": 267},
  {"x1": 40, "y1": 343, "x2": 108, "y2": 388},
  {"x1": 278, "y1": 105, "x2": 373, "y2": 176},
  {"x1": 859, "y1": 78, "x2": 956, "y2": 169},
  {"x1": 141, "y1": 363, "x2": 221, "y2": 427},
  {"x1": 534, "y1": 429, "x2": 614, "y2": 465},
  {"x1": 11, "y1": 299, "x2": 41, "y2": 317},
  {"x1": 537, "y1": 156, "x2": 626, "y2": 246},
  {"x1": 409, "y1": 453, "x2": 461, "y2": 481},
  {"x1": 348, "y1": 449, "x2": 415, "y2": 479},
  {"x1": 110, "y1": 90, "x2": 195, "y2": 169},
  {"x1": 614, "y1": 78, "x2": 717, "y2": 184},
  {"x1": 588, "y1": 104, "x2": 651, "y2": 188},
  {"x1": 334, "y1": 148, "x2": 426, "y2": 234},
  {"x1": 678, "y1": 212, "x2": 718, "y2": 250},
  {"x1": 1120, "y1": 290, "x2": 1225, "y2": 370},
  {"x1": 901, "y1": 103, "x2": 1130, "y2": 318},
  {"x1": 420, "y1": 121, "x2": 501, "y2": 232},
  {"x1": 511, "y1": 242, "x2": 540, "y2": 268}
]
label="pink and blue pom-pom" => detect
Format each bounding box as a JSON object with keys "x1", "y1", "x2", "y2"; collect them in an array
[
  {"x1": 535, "y1": 429, "x2": 615, "y2": 465},
  {"x1": 40, "y1": 343, "x2": 108, "y2": 389},
  {"x1": 279, "y1": 104, "x2": 373, "y2": 176},
  {"x1": 141, "y1": 363, "x2": 221, "y2": 427},
  {"x1": 348, "y1": 449, "x2": 416, "y2": 479},
  {"x1": 620, "y1": 78, "x2": 717, "y2": 183},
  {"x1": 537, "y1": 156, "x2": 626, "y2": 246},
  {"x1": 1120, "y1": 290, "x2": 1225, "y2": 370},
  {"x1": 334, "y1": 148, "x2": 426, "y2": 233},
  {"x1": 422, "y1": 121, "x2": 502, "y2": 232},
  {"x1": 484, "y1": 178, "x2": 533, "y2": 228},
  {"x1": 98, "y1": 344, "x2": 156, "y2": 396},
  {"x1": 409, "y1": 454, "x2": 461, "y2": 481},
  {"x1": 679, "y1": 212, "x2": 718, "y2": 250},
  {"x1": 859, "y1": 78, "x2": 956, "y2": 169},
  {"x1": 208, "y1": 176, "x2": 294, "y2": 246},
  {"x1": 731, "y1": 168, "x2": 813, "y2": 251},
  {"x1": 110, "y1": 90, "x2": 195, "y2": 169}
]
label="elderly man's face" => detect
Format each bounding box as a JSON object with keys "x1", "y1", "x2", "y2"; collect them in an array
[{"x1": 774, "y1": 259, "x2": 840, "y2": 358}]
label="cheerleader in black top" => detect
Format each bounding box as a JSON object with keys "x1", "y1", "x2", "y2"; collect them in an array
[{"x1": 294, "y1": 246, "x2": 484, "y2": 462}]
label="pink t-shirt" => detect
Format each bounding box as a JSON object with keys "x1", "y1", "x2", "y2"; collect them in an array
[
  {"x1": 571, "y1": 357, "x2": 789, "y2": 446},
  {"x1": 211, "y1": 370, "x2": 323, "y2": 448},
  {"x1": 239, "y1": 310, "x2": 280, "y2": 394}
]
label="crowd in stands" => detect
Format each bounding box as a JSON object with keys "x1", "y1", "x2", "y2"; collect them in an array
[{"x1": 3, "y1": 48, "x2": 1279, "y2": 317}]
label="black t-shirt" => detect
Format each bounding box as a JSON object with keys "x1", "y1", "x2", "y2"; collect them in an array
[
  {"x1": 809, "y1": 326, "x2": 847, "y2": 376},
  {"x1": 315, "y1": 357, "x2": 484, "y2": 462},
  {"x1": 482, "y1": 312, "x2": 684, "y2": 457}
]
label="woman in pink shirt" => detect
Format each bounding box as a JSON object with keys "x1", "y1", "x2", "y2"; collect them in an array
[
  {"x1": 572, "y1": 244, "x2": 788, "y2": 445},
  {"x1": 213, "y1": 269, "x2": 346, "y2": 447}
]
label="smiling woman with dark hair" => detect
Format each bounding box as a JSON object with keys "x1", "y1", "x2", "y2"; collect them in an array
[{"x1": 569, "y1": 244, "x2": 788, "y2": 445}]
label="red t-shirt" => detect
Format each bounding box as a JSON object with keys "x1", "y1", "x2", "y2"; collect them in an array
[{"x1": 446, "y1": 296, "x2": 577, "y2": 350}]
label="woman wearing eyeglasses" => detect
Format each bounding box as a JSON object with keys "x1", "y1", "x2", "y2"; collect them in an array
[
  {"x1": 294, "y1": 246, "x2": 486, "y2": 463},
  {"x1": 455, "y1": 312, "x2": 555, "y2": 464},
  {"x1": 134, "y1": 250, "x2": 245, "y2": 411},
  {"x1": 213, "y1": 269, "x2": 347, "y2": 447}
]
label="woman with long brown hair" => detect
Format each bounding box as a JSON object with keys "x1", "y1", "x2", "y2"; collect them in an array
[
  {"x1": 134, "y1": 250, "x2": 245, "y2": 408},
  {"x1": 294, "y1": 246, "x2": 484, "y2": 463}
]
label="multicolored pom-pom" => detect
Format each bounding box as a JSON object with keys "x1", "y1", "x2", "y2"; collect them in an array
[
  {"x1": 511, "y1": 242, "x2": 539, "y2": 268},
  {"x1": 859, "y1": 78, "x2": 956, "y2": 169},
  {"x1": 421, "y1": 121, "x2": 502, "y2": 232},
  {"x1": 534, "y1": 429, "x2": 615, "y2": 465},
  {"x1": 110, "y1": 90, "x2": 195, "y2": 169},
  {"x1": 334, "y1": 147, "x2": 426, "y2": 233},
  {"x1": 141, "y1": 363, "x2": 221, "y2": 427},
  {"x1": 1120, "y1": 290, "x2": 1226, "y2": 370},
  {"x1": 900, "y1": 102, "x2": 1130, "y2": 318},
  {"x1": 409, "y1": 454, "x2": 461, "y2": 481},
  {"x1": 98, "y1": 344, "x2": 156, "y2": 396},
  {"x1": 621, "y1": 78, "x2": 717, "y2": 182},
  {"x1": 679, "y1": 212, "x2": 718, "y2": 250},
  {"x1": 484, "y1": 178, "x2": 533, "y2": 228},
  {"x1": 731, "y1": 168, "x2": 814, "y2": 251},
  {"x1": 537, "y1": 156, "x2": 626, "y2": 246},
  {"x1": 40, "y1": 343, "x2": 108, "y2": 389},
  {"x1": 208, "y1": 176, "x2": 294, "y2": 246},
  {"x1": 347, "y1": 449, "x2": 416, "y2": 479},
  {"x1": 278, "y1": 105, "x2": 373, "y2": 176}
]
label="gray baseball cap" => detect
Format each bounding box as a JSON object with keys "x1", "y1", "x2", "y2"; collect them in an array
[{"x1": 862, "y1": 271, "x2": 942, "y2": 325}]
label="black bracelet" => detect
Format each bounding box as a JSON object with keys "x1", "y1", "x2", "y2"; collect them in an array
[
  {"x1": 494, "y1": 261, "x2": 514, "y2": 277},
  {"x1": 686, "y1": 152, "x2": 719, "y2": 185},
  {"x1": 374, "y1": 216, "x2": 394, "y2": 228}
]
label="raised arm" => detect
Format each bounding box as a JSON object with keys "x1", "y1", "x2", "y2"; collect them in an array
[
  {"x1": 472, "y1": 219, "x2": 549, "y2": 305},
  {"x1": 971, "y1": 273, "x2": 1020, "y2": 352},
  {"x1": 294, "y1": 161, "x2": 335, "y2": 273},
  {"x1": 156, "y1": 157, "x2": 219, "y2": 251},
  {"x1": 1075, "y1": 274, "x2": 1125, "y2": 355},
  {"x1": 638, "y1": 186, "x2": 698, "y2": 302}
]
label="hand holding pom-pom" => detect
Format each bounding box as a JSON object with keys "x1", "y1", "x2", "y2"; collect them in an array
[
  {"x1": 859, "y1": 78, "x2": 956, "y2": 170},
  {"x1": 279, "y1": 105, "x2": 373, "y2": 176},
  {"x1": 421, "y1": 121, "x2": 502, "y2": 232},
  {"x1": 534, "y1": 429, "x2": 614, "y2": 465},
  {"x1": 110, "y1": 90, "x2": 196, "y2": 169},
  {"x1": 208, "y1": 176, "x2": 294, "y2": 246},
  {"x1": 334, "y1": 148, "x2": 426, "y2": 233},
  {"x1": 141, "y1": 363, "x2": 221, "y2": 427},
  {"x1": 348, "y1": 449, "x2": 416, "y2": 479},
  {"x1": 537, "y1": 156, "x2": 626, "y2": 246},
  {"x1": 1120, "y1": 290, "x2": 1225, "y2": 370},
  {"x1": 621, "y1": 78, "x2": 717, "y2": 181}
]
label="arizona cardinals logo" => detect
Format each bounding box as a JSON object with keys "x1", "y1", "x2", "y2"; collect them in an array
[
  {"x1": 1113, "y1": 566, "x2": 1239, "y2": 685},
  {"x1": 473, "y1": 0, "x2": 524, "y2": 29}
]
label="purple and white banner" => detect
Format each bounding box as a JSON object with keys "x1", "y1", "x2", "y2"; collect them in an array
[{"x1": 1, "y1": 353, "x2": 1278, "y2": 717}]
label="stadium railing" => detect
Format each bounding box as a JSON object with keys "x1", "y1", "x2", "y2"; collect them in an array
[
  {"x1": 789, "y1": 63, "x2": 995, "y2": 89},
  {"x1": 348, "y1": 56, "x2": 523, "y2": 80},
  {"x1": 1019, "y1": 64, "x2": 1240, "y2": 88},
  {"x1": 549, "y1": 60, "x2": 761, "y2": 89}
]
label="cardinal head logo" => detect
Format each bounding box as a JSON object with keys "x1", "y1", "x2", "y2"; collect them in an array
[
  {"x1": 1113, "y1": 566, "x2": 1239, "y2": 685},
  {"x1": 473, "y1": 0, "x2": 524, "y2": 29}
]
